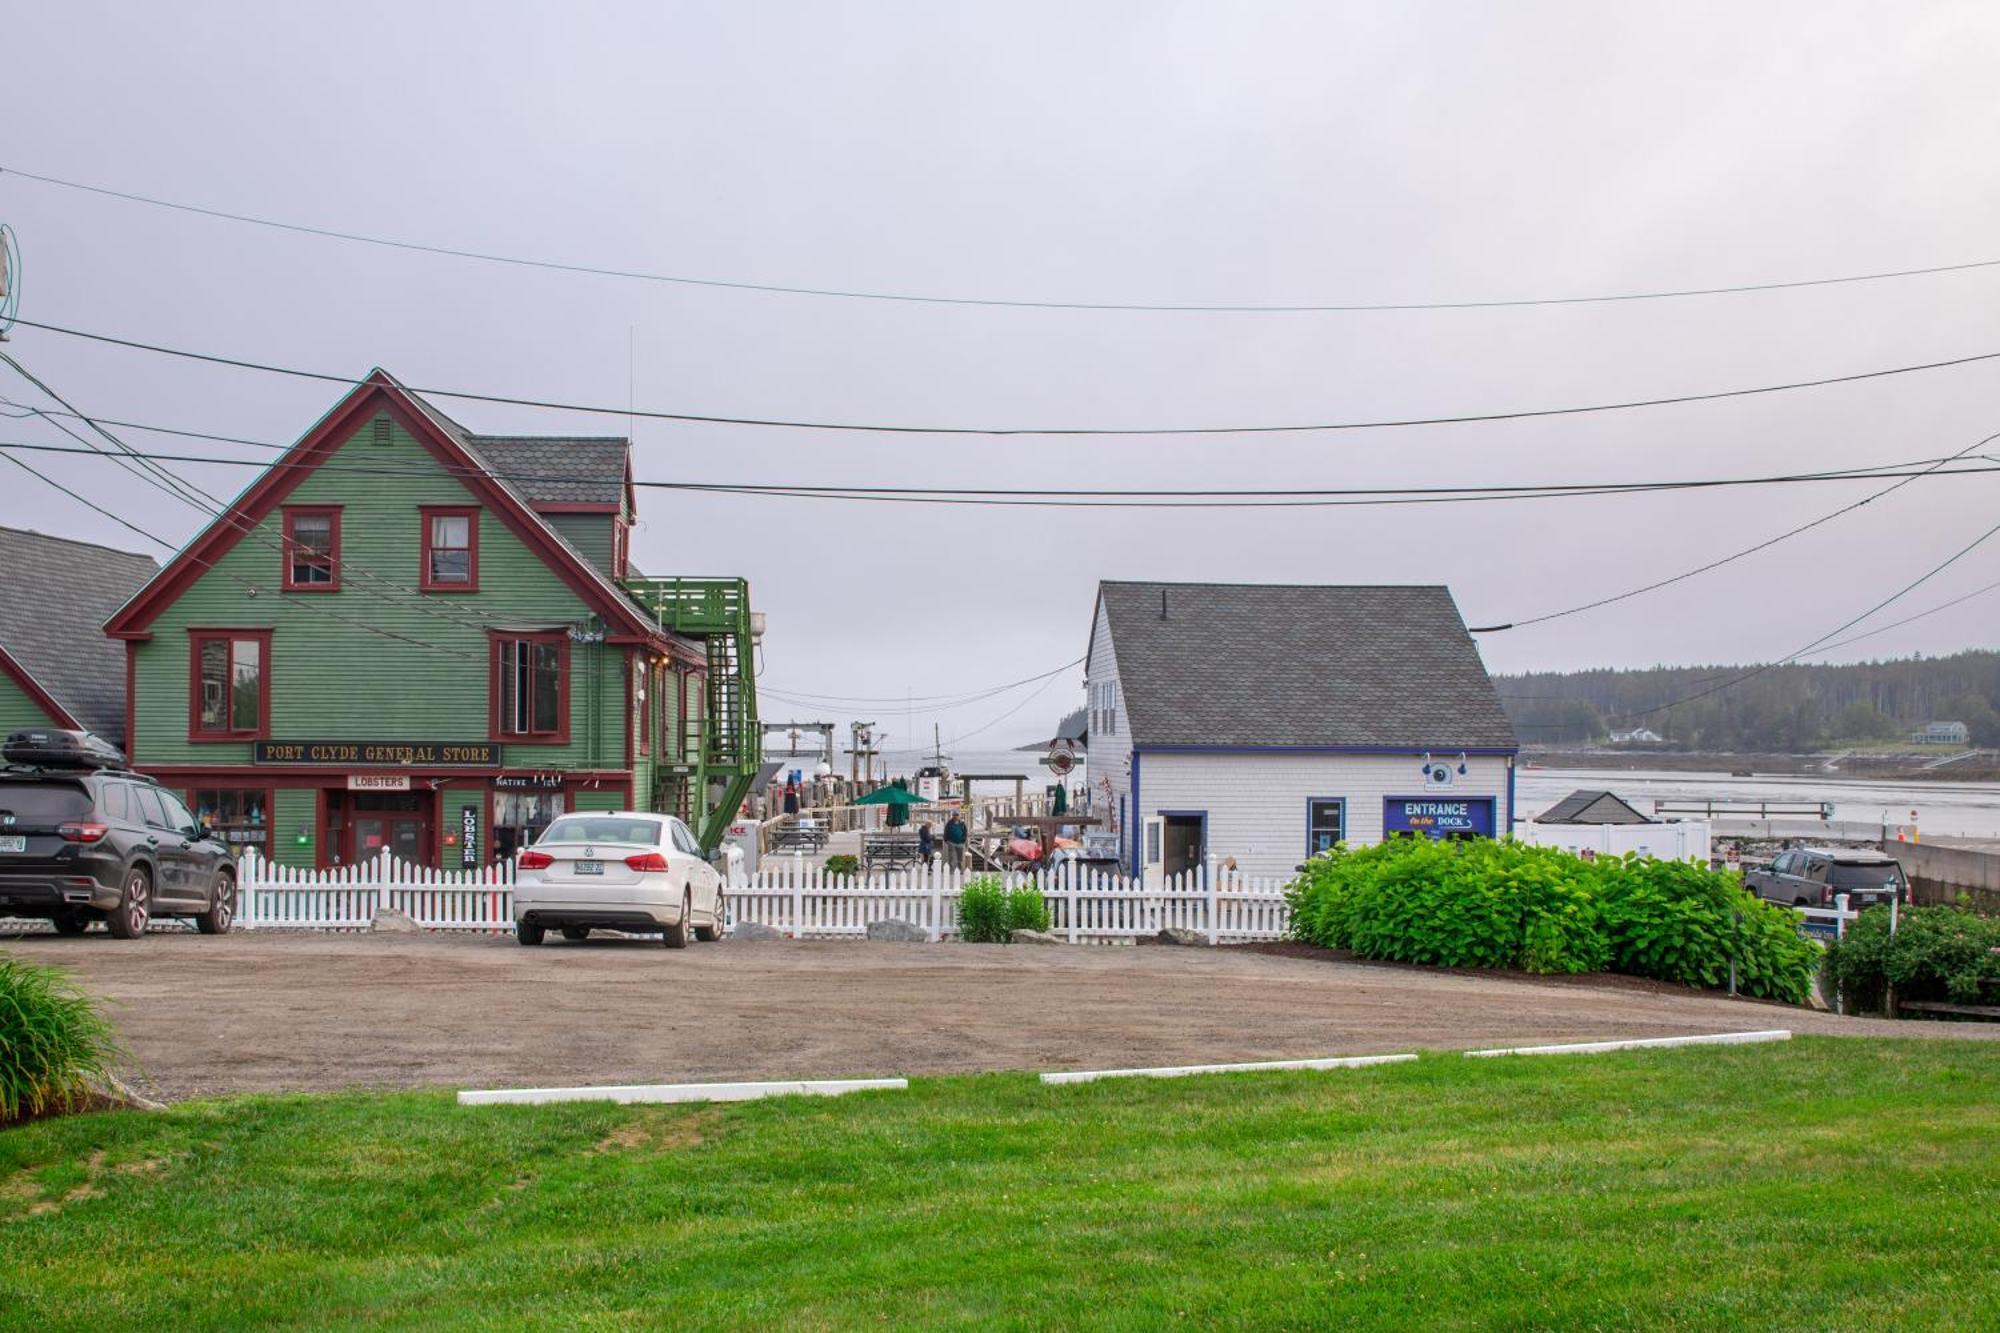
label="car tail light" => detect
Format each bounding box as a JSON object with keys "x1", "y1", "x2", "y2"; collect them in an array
[
  {"x1": 517, "y1": 849, "x2": 553, "y2": 870},
  {"x1": 625, "y1": 851, "x2": 671, "y2": 872},
  {"x1": 57, "y1": 821, "x2": 109, "y2": 843}
]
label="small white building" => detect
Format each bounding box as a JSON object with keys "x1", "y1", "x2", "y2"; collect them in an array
[
  {"x1": 1083, "y1": 581, "x2": 1518, "y2": 882},
  {"x1": 1911, "y1": 721, "x2": 1969, "y2": 745}
]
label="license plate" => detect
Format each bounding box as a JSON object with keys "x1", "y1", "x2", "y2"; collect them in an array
[
  {"x1": 574, "y1": 861, "x2": 603, "y2": 875},
  {"x1": 0, "y1": 836, "x2": 23, "y2": 853}
]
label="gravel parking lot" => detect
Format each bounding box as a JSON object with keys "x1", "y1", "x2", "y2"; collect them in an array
[{"x1": 7, "y1": 931, "x2": 1992, "y2": 1101}]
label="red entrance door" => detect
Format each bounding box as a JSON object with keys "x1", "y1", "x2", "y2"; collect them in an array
[{"x1": 353, "y1": 814, "x2": 424, "y2": 863}]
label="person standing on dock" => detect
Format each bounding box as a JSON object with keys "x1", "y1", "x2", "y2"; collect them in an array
[
  {"x1": 943, "y1": 812, "x2": 967, "y2": 868},
  {"x1": 918, "y1": 821, "x2": 936, "y2": 864}
]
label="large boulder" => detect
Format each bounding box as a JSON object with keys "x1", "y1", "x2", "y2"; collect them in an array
[
  {"x1": 370, "y1": 907, "x2": 421, "y2": 934},
  {"x1": 728, "y1": 921, "x2": 786, "y2": 942},
  {"x1": 866, "y1": 918, "x2": 929, "y2": 943},
  {"x1": 1149, "y1": 926, "x2": 1208, "y2": 947},
  {"x1": 1011, "y1": 928, "x2": 1066, "y2": 946}
]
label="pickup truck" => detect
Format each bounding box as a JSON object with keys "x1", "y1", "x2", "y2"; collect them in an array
[{"x1": 1743, "y1": 847, "x2": 1909, "y2": 910}]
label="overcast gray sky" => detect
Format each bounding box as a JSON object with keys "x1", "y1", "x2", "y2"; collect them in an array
[{"x1": 5, "y1": 2, "x2": 1999, "y2": 750}]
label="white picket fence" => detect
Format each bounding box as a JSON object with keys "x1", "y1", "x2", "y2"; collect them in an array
[
  {"x1": 237, "y1": 850, "x2": 515, "y2": 932},
  {"x1": 227, "y1": 851, "x2": 1294, "y2": 942}
]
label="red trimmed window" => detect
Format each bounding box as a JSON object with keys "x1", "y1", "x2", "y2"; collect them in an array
[
  {"x1": 282, "y1": 506, "x2": 340, "y2": 590},
  {"x1": 190, "y1": 630, "x2": 272, "y2": 739},
  {"x1": 492, "y1": 633, "x2": 567, "y2": 742},
  {"x1": 421, "y1": 506, "x2": 479, "y2": 591}
]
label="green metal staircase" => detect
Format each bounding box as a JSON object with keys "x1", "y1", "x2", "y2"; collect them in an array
[{"x1": 621, "y1": 576, "x2": 761, "y2": 851}]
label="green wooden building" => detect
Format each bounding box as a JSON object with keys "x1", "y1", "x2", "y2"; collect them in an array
[{"x1": 104, "y1": 372, "x2": 758, "y2": 869}]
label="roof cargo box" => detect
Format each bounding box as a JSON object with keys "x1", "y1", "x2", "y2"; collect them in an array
[{"x1": 3, "y1": 727, "x2": 127, "y2": 770}]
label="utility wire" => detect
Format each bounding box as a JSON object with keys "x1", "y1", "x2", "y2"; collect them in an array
[
  {"x1": 12, "y1": 165, "x2": 2000, "y2": 314},
  {"x1": 1796, "y1": 574, "x2": 2000, "y2": 658},
  {"x1": 0, "y1": 359, "x2": 509, "y2": 640},
  {"x1": 4, "y1": 427, "x2": 1999, "y2": 512},
  {"x1": 0, "y1": 449, "x2": 482, "y2": 659},
  {"x1": 13, "y1": 314, "x2": 2000, "y2": 437},
  {"x1": 763, "y1": 657, "x2": 1085, "y2": 707},
  {"x1": 1467, "y1": 427, "x2": 2000, "y2": 632},
  {"x1": 1589, "y1": 516, "x2": 2000, "y2": 725}
]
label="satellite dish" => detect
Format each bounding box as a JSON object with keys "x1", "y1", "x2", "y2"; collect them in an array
[{"x1": 0, "y1": 224, "x2": 17, "y2": 338}]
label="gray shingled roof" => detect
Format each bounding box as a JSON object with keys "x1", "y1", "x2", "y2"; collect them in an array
[
  {"x1": 466, "y1": 436, "x2": 627, "y2": 507},
  {"x1": 0, "y1": 527, "x2": 156, "y2": 740},
  {"x1": 1097, "y1": 581, "x2": 1516, "y2": 750},
  {"x1": 1537, "y1": 790, "x2": 1652, "y2": 824}
]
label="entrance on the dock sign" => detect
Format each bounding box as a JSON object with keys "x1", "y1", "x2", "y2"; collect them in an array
[{"x1": 1383, "y1": 797, "x2": 1494, "y2": 839}]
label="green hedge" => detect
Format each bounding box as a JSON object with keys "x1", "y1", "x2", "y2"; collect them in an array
[
  {"x1": 1, "y1": 954, "x2": 122, "y2": 1124},
  {"x1": 1285, "y1": 839, "x2": 1819, "y2": 1003},
  {"x1": 1823, "y1": 904, "x2": 2000, "y2": 1015}
]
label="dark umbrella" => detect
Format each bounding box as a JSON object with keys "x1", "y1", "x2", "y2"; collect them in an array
[{"x1": 854, "y1": 781, "x2": 924, "y2": 828}]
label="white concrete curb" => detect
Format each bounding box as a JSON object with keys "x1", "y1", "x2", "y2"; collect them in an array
[
  {"x1": 1463, "y1": 1030, "x2": 1792, "y2": 1059},
  {"x1": 1040, "y1": 1053, "x2": 1417, "y2": 1085},
  {"x1": 458, "y1": 1077, "x2": 909, "y2": 1106}
]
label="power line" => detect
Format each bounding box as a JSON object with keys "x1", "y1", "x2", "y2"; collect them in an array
[
  {"x1": 1797, "y1": 575, "x2": 2000, "y2": 658},
  {"x1": 0, "y1": 449, "x2": 481, "y2": 660},
  {"x1": 1467, "y1": 427, "x2": 2000, "y2": 633},
  {"x1": 6, "y1": 424, "x2": 2000, "y2": 512},
  {"x1": 0, "y1": 358, "x2": 509, "y2": 641},
  {"x1": 1599, "y1": 515, "x2": 2000, "y2": 724},
  {"x1": 762, "y1": 658, "x2": 1085, "y2": 706},
  {"x1": 14, "y1": 313, "x2": 2000, "y2": 437},
  {"x1": 12, "y1": 164, "x2": 2000, "y2": 314}
]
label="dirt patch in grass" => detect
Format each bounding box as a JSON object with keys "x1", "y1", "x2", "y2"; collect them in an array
[{"x1": 593, "y1": 1108, "x2": 718, "y2": 1156}]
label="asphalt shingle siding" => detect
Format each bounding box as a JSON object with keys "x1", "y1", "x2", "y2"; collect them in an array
[
  {"x1": 0, "y1": 527, "x2": 156, "y2": 740},
  {"x1": 1099, "y1": 581, "x2": 1515, "y2": 750}
]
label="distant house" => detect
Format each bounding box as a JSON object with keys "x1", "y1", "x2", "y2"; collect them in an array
[
  {"x1": 1536, "y1": 789, "x2": 1652, "y2": 825},
  {"x1": 1081, "y1": 581, "x2": 1517, "y2": 881},
  {"x1": 0, "y1": 527, "x2": 156, "y2": 747},
  {"x1": 1608, "y1": 727, "x2": 1665, "y2": 746},
  {"x1": 1911, "y1": 721, "x2": 1969, "y2": 745}
]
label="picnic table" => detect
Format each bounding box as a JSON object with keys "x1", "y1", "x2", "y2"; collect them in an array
[
  {"x1": 862, "y1": 830, "x2": 925, "y2": 872},
  {"x1": 770, "y1": 818, "x2": 829, "y2": 852}
]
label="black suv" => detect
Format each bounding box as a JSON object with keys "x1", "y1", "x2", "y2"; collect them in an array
[{"x1": 0, "y1": 728, "x2": 236, "y2": 937}]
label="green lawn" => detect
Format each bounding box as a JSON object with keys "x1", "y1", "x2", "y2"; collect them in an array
[{"x1": 2, "y1": 1039, "x2": 1995, "y2": 1330}]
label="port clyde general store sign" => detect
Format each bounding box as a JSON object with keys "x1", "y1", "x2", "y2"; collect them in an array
[{"x1": 252, "y1": 740, "x2": 502, "y2": 768}]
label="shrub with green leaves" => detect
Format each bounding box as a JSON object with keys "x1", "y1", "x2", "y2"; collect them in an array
[
  {"x1": 958, "y1": 876, "x2": 1010, "y2": 943},
  {"x1": 1289, "y1": 837, "x2": 1606, "y2": 974},
  {"x1": 1596, "y1": 856, "x2": 1819, "y2": 1003},
  {"x1": 822, "y1": 854, "x2": 859, "y2": 879},
  {"x1": 1824, "y1": 904, "x2": 2000, "y2": 1014},
  {"x1": 1, "y1": 954, "x2": 123, "y2": 1124},
  {"x1": 1286, "y1": 837, "x2": 1819, "y2": 1000}
]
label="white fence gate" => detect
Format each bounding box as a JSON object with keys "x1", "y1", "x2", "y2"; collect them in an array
[{"x1": 227, "y1": 851, "x2": 1295, "y2": 942}]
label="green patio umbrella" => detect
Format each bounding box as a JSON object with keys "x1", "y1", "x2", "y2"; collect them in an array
[{"x1": 854, "y1": 781, "x2": 925, "y2": 828}]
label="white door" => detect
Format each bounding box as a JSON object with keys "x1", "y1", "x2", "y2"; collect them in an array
[{"x1": 1141, "y1": 816, "x2": 1165, "y2": 892}]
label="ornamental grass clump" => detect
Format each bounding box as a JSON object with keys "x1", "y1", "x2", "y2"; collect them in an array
[
  {"x1": 0, "y1": 954, "x2": 123, "y2": 1124},
  {"x1": 1004, "y1": 885, "x2": 1052, "y2": 936},
  {"x1": 958, "y1": 876, "x2": 1010, "y2": 943}
]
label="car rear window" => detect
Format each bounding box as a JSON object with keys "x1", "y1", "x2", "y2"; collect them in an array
[
  {"x1": 1829, "y1": 862, "x2": 1904, "y2": 890},
  {"x1": 538, "y1": 816, "x2": 663, "y2": 846},
  {"x1": 0, "y1": 781, "x2": 93, "y2": 822}
]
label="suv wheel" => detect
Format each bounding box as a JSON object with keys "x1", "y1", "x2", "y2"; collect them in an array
[
  {"x1": 51, "y1": 911, "x2": 91, "y2": 937},
  {"x1": 105, "y1": 866, "x2": 152, "y2": 939},
  {"x1": 196, "y1": 870, "x2": 236, "y2": 935},
  {"x1": 560, "y1": 925, "x2": 591, "y2": 942}
]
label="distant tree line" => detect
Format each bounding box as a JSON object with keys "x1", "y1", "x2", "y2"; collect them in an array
[{"x1": 1498, "y1": 651, "x2": 2000, "y2": 751}]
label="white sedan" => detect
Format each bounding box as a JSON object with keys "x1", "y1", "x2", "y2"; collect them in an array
[{"x1": 514, "y1": 811, "x2": 724, "y2": 949}]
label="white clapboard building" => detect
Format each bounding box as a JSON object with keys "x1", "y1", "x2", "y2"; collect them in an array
[{"x1": 1083, "y1": 581, "x2": 1519, "y2": 882}]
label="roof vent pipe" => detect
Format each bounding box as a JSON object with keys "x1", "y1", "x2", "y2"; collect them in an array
[{"x1": 1160, "y1": 589, "x2": 1168, "y2": 620}]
